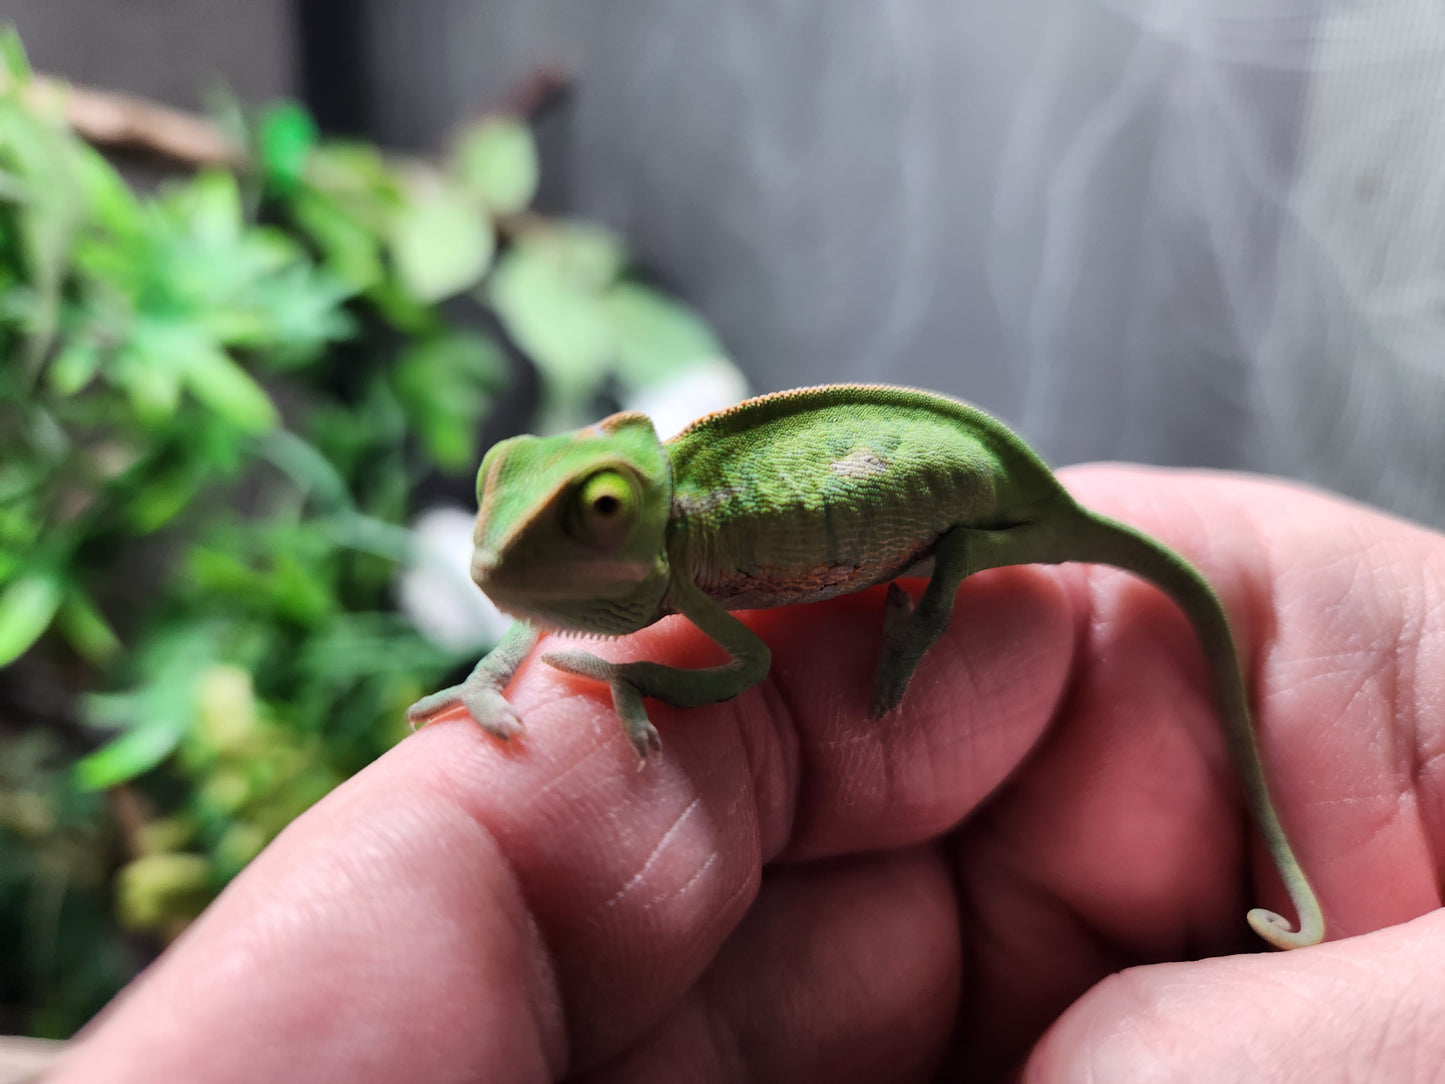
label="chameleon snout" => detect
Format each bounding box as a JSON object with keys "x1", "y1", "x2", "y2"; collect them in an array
[{"x1": 470, "y1": 547, "x2": 501, "y2": 585}]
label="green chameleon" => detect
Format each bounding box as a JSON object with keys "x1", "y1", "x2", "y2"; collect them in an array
[{"x1": 409, "y1": 384, "x2": 1324, "y2": 950}]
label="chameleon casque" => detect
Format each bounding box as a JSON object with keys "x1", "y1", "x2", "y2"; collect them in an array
[{"x1": 409, "y1": 384, "x2": 1324, "y2": 950}]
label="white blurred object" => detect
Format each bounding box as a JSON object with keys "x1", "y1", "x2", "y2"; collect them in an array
[
  {"x1": 397, "y1": 507, "x2": 512, "y2": 651},
  {"x1": 623, "y1": 357, "x2": 750, "y2": 439}
]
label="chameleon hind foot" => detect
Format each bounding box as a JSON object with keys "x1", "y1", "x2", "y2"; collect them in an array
[
  {"x1": 543, "y1": 650, "x2": 662, "y2": 762},
  {"x1": 870, "y1": 583, "x2": 919, "y2": 717}
]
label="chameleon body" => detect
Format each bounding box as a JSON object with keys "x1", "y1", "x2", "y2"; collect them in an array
[{"x1": 409, "y1": 384, "x2": 1324, "y2": 950}]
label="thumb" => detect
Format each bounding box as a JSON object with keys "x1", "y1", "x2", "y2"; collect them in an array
[{"x1": 1026, "y1": 910, "x2": 1445, "y2": 1082}]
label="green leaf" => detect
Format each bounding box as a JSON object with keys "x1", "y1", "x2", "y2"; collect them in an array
[
  {"x1": 393, "y1": 331, "x2": 509, "y2": 470},
  {"x1": 601, "y1": 281, "x2": 725, "y2": 388},
  {"x1": 0, "y1": 161, "x2": 25, "y2": 202},
  {"x1": 75, "y1": 144, "x2": 143, "y2": 239},
  {"x1": 258, "y1": 102, "x2": 318, "y2": 196},
  {"x1": 74, "y1": 722, "x2": 183, "y2": 789},
  {"x1": 118, "y1": 321, "x2": 278, "y2": 431},
  {"x1": 290, "y1": 187, "x2": 383, "y2": 291},
  {"x1": 47, "y1": 339, "x2": 101, "y2": 395},
  {"x1": 179, "y1": 345, "x2": 278, "y2": 433},
  {"x1": 390, "y1": 187, "x2": 494, "y2": 303},
  {"x1": 113, "y1": 328, "x2": 184, "y2": 422},
  {"x1": 74, "y1": 623, "x2": 222, "y2": 788},
  {"x1": 116, "y1": 852, "x2": 214, "y2": 930},
  {"x1": 454, "y1": 117, "x2": 539, "y2": 216},
  {"x1": 0, "y1": 103, "x2": 84, "y2": 375},
  {"x1": 0, "y1": 570, "x2": 63, "y2": 666},
  {"x1": 126, "y1": 457, "x2": 208, "y2": 534},
  {"x1": 119, "y1": 357, "x2": 183, "y2": 423},
  {"x1": 205, "y1": 262, "x2": 355, "y2": 364},
  {"x1": 304, "y1": 142, "x2": 402, "y2": 213},
  {"x1": 487, "y1": 236, "x2": 616, "y2": 422},
  {"x1": 169, "y1": 170, "x2": 242, "y2": 245},
  {"x1": 57, "y1": 586, "x2": 121, "y2": 664},
  {"x1": 255, "y1": 428, "x2": 353, "y2": 509},
  {"x1": 0, "y1": 26, "x2": 32, "y2": 84},
  {"x1": 546, "y1": 221, "x2": 626, "y2": 286}
]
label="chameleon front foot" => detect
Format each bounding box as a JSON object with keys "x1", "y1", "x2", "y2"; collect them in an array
[
  {"x1": 543, "y1": 650, "x2": 662, "y2": 763},
  {"x1": 407, "y1": 683, "x2": 525, "y2": 743}
]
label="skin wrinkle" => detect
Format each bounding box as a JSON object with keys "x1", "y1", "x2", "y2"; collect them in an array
[
  {"x1": 1382, "y1": 558, "x2": 1445, "y2": 911},
  {"x1": 756, "y1": 613, "x2": 845, "y2": 862},
  {"x1": 1358, "y1": 978, "x2": 1411, "y2": 1082},
  {"x1": 743, "y1": 668, "x2": 802, "y2": 862},
  {"x1": 460, "y1": 627, "x2": 771, "y2": 1068},
  {"x1": 1063, "y1": 558, "x2": 1250, "y2": 881},
  {"x1": 1266, "y1": 541, "x2": 1436, "y2": 879},
  {"x1": 912, "y1": 601, "x2": 1028, "y2": 825},
  {"x1": 1072, "y1": 971, "x2": 1246, "y2": 1082},
  {"x1": 416, "y1": 707, "x2": 759, "y2": 1069},
  {"x1": 382, "y1": 766, "x2": 571, "y2": 1077},
  {"x1": 669, "y1": 851, "x2": 722, "y2": 909},
  {"x1": 893, "y1": 571, "x2": 1071, "y2": 848},
  {"x1": 1240, "y1": 498, "x2": 1423, "y2": 923},
  {"x1": 602, "y1": 796, "x2": 705, "y2": 909},
  {"x1": 592, "y1": 852, "x2": 960, "y2": 1083},
  {"x1": 1388, "y1": 554, "x2": 1430, "y2": 798}
]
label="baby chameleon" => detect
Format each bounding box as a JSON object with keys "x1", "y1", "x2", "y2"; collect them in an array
[{"x1": 408, "y1": 384, "x2": 1324, "y2": 950}]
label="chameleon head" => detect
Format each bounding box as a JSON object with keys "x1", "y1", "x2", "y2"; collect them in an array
[{"x1": 470, "y1": 411, "x2": 673, "y2": 636}]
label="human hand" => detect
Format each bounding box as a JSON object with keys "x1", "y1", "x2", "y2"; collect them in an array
[{"x1": 52, "y1": 467, "x2": 1445, "y2": 1082}]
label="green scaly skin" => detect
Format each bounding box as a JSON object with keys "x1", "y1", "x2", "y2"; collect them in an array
[{"x1": 408, "y1": 384, "x2": 1325, "y2": 950}]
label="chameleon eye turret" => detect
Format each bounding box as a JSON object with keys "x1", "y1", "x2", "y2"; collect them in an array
[{"x1": 566, "y1": 469, "x2": 640, "y2": 550}]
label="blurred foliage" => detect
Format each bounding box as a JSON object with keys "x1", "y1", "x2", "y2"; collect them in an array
[{"x1": 0, "y1": 29, "x2": 730, "y2": 1037}]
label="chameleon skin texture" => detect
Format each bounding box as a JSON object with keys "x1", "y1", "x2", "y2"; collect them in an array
[
  {"x1": 408, "y1": 384, "x2": 1325, "y2": 950},
  {"x1": 665, "y1": 386, "x2": 1062, "y2": 608}
]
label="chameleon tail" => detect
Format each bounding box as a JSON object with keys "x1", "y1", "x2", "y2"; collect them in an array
[{"x1": 1055, "y1": 508, "x2": 1325, "y2": 950}]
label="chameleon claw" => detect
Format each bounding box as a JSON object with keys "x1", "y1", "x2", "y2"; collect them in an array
[
  {"x1": 407, "y1": 684, "x2": 525, "y2": 743},
  {"x1": 630, "y1": 722, "x2": 663, "y2": 768},
  {"x1": 881, "y1": 582, "x2": 915, "y2": 636},
  {"x1": 868, "y1": 681, "x2": 906, "y2": 720},
  {"x1": 609, "y1": 675, "x2": 663, "y2": 764}
]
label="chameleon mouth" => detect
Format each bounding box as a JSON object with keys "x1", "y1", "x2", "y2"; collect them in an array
[{"x1": 471, "y1": 552, "x2": 657, "y2": 599}]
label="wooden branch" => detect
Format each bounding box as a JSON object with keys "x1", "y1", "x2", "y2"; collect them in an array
[
  {"x1": 6, "y1": 71, "x2": 244, "y2": 168},
  {"x1": 491, "y1": 64, "x2": 571, "y2": 122},
  {"x1": 3, "y1": 63, "x2": 571, "y2": 173}
]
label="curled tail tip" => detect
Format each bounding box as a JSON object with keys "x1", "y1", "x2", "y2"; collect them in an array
[{"x1": 1248, "y1": 906, "x2": 1326, "y2": 950}]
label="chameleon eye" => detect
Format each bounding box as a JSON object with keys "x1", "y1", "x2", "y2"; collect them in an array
[{"x1": 566, "y1": 469, "x2": 639, "y2": 548}]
